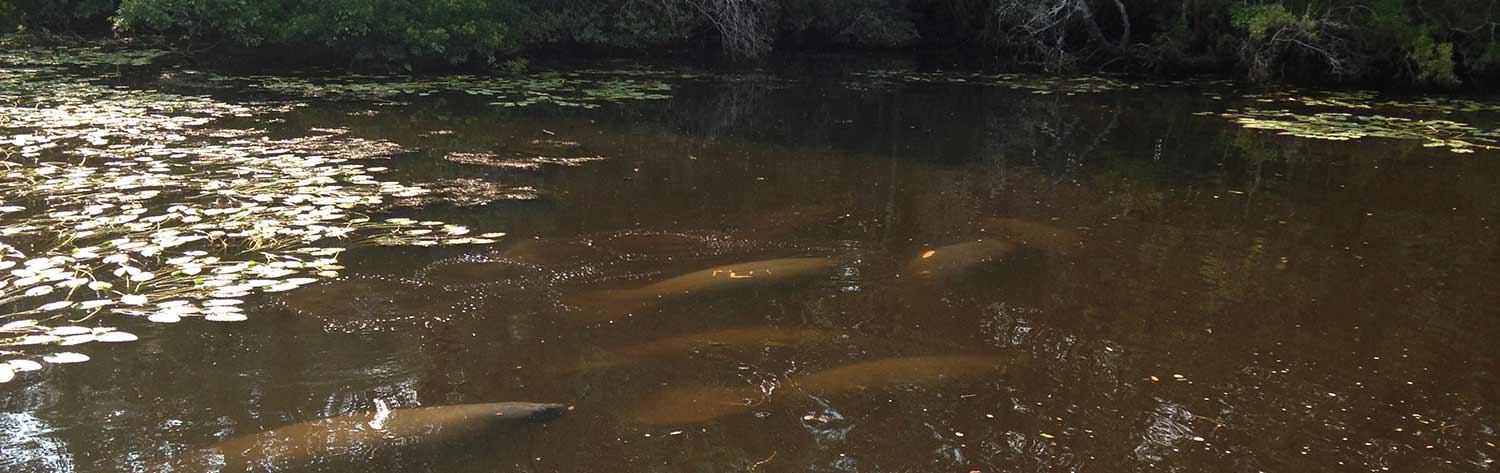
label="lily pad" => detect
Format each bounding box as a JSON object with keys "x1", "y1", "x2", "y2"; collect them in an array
[
  {"x1": 42, "y1": 352, "x2": 89, "y2": 364},
  {"x1": 94, "y1": 332, "x2": 139, "y2": 343}
]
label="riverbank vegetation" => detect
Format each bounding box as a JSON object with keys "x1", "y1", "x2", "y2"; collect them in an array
[{"x1": 2, "y1": 1, "x2": 1498, "y2": 86}]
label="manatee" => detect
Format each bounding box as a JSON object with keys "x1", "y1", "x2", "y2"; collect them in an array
[
  {"x1": 501, "y1": 238, "x2": 604, "y2": 266},
  {"x1": 282, "y1": 278, "x2": 412, "y2": 320},
  {"x1": 562, "y1": 327, "x2": 845, "y2": 373},
  {"x1": 593, "y1": 232, "x2": 705, "y2": 258},
  {"x1": 977, "y1": 217, "x2": 1083, "y2": 253},
  {"x1": 565, "y1": 256, "x2": 836, "y2": 322},
  {"x1": 422, "y1": 259, "x2": 537, "y2": 286},
  {"x1": 631, "y1": 354, "x2": 1019, "y2": 424},
  {"x1": 163, "y1": 402, "x2": 567, "y2": 472},
  {"x1": 740, "y1": 205, "x2": 846, "y2": 239},
  {"x1": 281, "y1": 278, "x2": 457, "y2": 334},
  {"x1": 904, "y1": 239, "x2": 1017, "y2": 279},
  {"x1": 501, "y1": 232, "x2": 714, "y2": 266}
]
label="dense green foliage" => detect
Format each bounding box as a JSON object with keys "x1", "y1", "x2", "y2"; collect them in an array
[
  {"x1": 4, "y1": 0, "x2": 1498, "y2": 86},
  {"x1": 0, "y1": 0, "x2": 115, "y2": 32}
]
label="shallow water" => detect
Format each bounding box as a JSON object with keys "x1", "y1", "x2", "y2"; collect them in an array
[{"x1": 2, "y1": 50, "x2": 1499, "y2": 472}]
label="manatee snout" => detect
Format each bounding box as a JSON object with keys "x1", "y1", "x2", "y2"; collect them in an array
[{"x1": 494, "y1": 402, "x2": 569, "y2": 423}]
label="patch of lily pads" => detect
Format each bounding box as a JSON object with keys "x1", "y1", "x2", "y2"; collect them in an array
[
  {"x1": 1195, "y1": 83, "x2": 1500, "y2": 154},
  {"x1": 0, "y1": 64, "x2": 503, "y2": 383},
  {"x1": 0, "y1": 36, "x2": 170, "y2": 68},
  {"x1": 1203, "y1": 108, "x2": 1500, "y2": 154},
  {"x1": 445, "y1": 152, "x2": 608, "y2": 170},
  {"x1": 247, "y1": 70, "x2": 680, "y2": 108},
  {"x1": 391, "y1": 179, "x2": 543, "y2": 207},
  {"x1": 847, "y1": 69, "x2": 1142, "y2": 95},
  {"x1": 1234, "y1": 89, "x2": 1500, "y2": 115}
]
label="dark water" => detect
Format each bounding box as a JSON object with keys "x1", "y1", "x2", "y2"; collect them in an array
[{"x1": 3, "y1": 64, "x2": 1500, "y2": 473}]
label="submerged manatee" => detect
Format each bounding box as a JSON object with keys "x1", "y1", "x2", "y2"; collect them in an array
[
  {"x1": 978, "y1": 217, "x2": 1083, "y2": 253},
  {"x1": 566, "y1": 256, "x2": 836, "y2": 322},
  {"x1": 739, "y1": 205, "x2": 846, "y2": 239},
  {"x1": 281, "y1": 278, "x2": 461, "y2": 333},
  {"x1": 904, "y1": 239, "x2": 1017, "y2": 279},
  {"x1": 501, "y1": 238, "x2": 604, "y2": 266},
  {"x1": 422, "y1": 258, "x2": 538, "y2": 286},
  {"x1": 282, "y1": 278, "x2": 413, "y2": 320},
  {"x1": 631, "y1": 354, "x2": 1020, "y2": 424},
  {"x1": 502, "y1": 232, "x2": 714, "y2": 266},
  {"x1": 165, "y1": 402, "x2": 567, "y2": 472},
  {"x1": 593, "y1": 232, "x2": 706, "y2": 258},
  {"x1": 562, "y1": 327, "x2": 845, "y2": 373}
]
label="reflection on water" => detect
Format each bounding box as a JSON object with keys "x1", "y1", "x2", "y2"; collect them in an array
[
  {"x1": 2, "y1": 51, "x2": 1499, "y2": 473},
  {"x1": 0, "y1": 412, "x2": 74, "y2": 471}
]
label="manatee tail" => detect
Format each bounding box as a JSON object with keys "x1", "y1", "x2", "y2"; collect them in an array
[{"x1": 629, "y1": 386, "x2": 760, "y2": 425}]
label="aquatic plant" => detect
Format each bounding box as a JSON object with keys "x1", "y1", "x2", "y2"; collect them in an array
[
  {"x1": 1236, "y1": 89, "x2": 1500, "y2": 115},
  {"x1": 445, "y1": 152, "x2": 608, "y2": 170},
  {"x1": 0, "y1": 44, "x2": 169, "y2": 67},
  {"x1": 248, "y1": 69, "x2": 682, "y2": 108},
  {"x1": 847, "y1": 70, "x2": 1141, "y2": 95},
  {"x1": 391, "y1": 178, "x2": 542, "y2": 207},
  {"x1": 0, "y1": 63, "x2": 504, "y2": 383},
  {"x1": 1204, "y1": 108, "x2": 1500, "y2": 154}
]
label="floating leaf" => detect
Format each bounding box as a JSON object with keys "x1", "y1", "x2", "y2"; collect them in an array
[
  {"x1": 204, "y1": 313, "x2": 248, "y2": 322},
  {"x1": 1, "y1": 320, "x2": 37, "y2": 332},
  {"x1": 42, "y1": 352, "x2": 89, "y2": 364},
  {"x1": 94, "y1": 332, "x2": 138, "y2": 343},
  {"x1": 7, "y1": 359, "x2": 42, "y2": 372},
  {"x1": 147, "y1": 313, "x2": 182, "y2": 324},
  {"x1": 17, "y1": 335, "x2": 60, "y2": 345},
  {"x1": 48, "y1": 326, "x2": 91, "y2": 336},
  {"x1": 59, "y1": 334, "x2": 94, "y2": 346}
]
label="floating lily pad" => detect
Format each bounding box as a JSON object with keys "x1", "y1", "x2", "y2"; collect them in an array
[
  {"x1": 6, "y1": 359, "x2": 42, "y2": 371},
  {"x1": 204, "y1": 313, "x2": 248, "y2": 322},
  {"x1": 94, "y1": 332, "x2": 138, "y2": 343},
  {"x1": 42, "y1": 352, "x2": 89, "y2": 364}
]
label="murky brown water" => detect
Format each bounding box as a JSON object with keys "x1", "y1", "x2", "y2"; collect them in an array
[{"x1": 3, "y1": 57, "x2": 1500, "y2": 472}]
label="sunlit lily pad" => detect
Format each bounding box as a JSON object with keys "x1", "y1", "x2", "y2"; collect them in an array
[
  {"x1": 48, "y1": 326, "x2": 91, "y2": 337},
  {"x1": 42, "y1": 352, "x2": 89, "y2": 364},
  {"x1": 94, "y1": 332, "x2": 139, "y2": 343},
  {"x1": 204, "y1": 312, "x2": 248, "y2": 322},
  {"x1": 146, "y1": 313, "x2": 182, "y2": 324},
  {"x1": 58, "y1": 335, "x2": 94, "y2": 346},
  {"x1": 6, "y1": 359, "x2": 42, "y2": 372}
]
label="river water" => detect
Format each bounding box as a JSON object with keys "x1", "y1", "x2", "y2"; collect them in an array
[{"x1": 1, "y1": 47, "x2": 1498, "y2": 472}]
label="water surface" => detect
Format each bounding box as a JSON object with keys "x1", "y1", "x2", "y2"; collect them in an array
[{"x1": 2, "y1": 51, "x2": 1498, "y2": 472}]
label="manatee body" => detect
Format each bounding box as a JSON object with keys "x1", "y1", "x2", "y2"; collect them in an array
[
  {"x1": 564, "y1": 327, "x2": 844, "y2": 373},
  {"x1": 593, "y1": 232, "x2": 706, "y2": 258},
  {"x1": 978, "y1": 217, "x2": 1083, "y2": 253},
  {"x1": 904, "y1": 240, "x2": 1017, "y2": 279},
  {"x1": 502, "y1": 232, "x2": 715, "y2": 267},
  {"x1": 631, "y1": 354, "x2": 1018, "y2": 424},
  {"x1": 568, "y1": 257, "x2": 836, "y2": 322},
  {"x1": 629, "y1": 256, "x2": 836, "y2": 298},
  {"x1": 501, "y1": 238, "x2": 604, "y2": 266},
  {"x1": 283, "y1": 278, "x2": 412, "y2": 320},
  {"x1": 165, "y1": 402, "x2": 566, "y2": 472},
  {"x1": 422, "y1": 259, "x2": 537, "y2": 286},
  {"x1": 740, "y1": 205, "x2": 845, "y2": 239}
]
